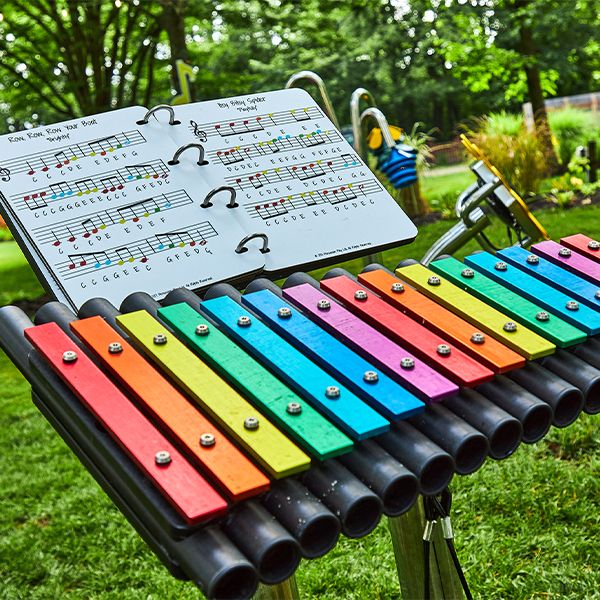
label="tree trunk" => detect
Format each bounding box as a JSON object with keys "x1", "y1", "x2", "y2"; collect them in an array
[{"x1": 513, "y1": 0, "x2": 561, "y2": 174}]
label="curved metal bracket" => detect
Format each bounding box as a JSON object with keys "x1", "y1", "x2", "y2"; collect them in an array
[
  {"x1": 168, "y1": 143, "x2": 208, "y2": 166},
  {"x1": 350, "y1": 88, "x2": 377, "y2": 160},
  {"x1": 136, "y1": 104, "x2": 181, "y2": 126},
  {"x1": 201, "y1": 186, "x2": 238, "y2": 209},
  {"x1": 359, "y1": 107, "x2": 396, "y2": 153},
  {"x1": 235, "y1": 233, "x2": 270, "y2": 255},
  {"x1": 285, "y1": 71, "x2": 340, "y2": 129}
]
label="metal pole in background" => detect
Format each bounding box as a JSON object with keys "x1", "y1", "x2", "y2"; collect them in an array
[{"x1": 254, "y1": 576, "x2": 301, "y2": 600}]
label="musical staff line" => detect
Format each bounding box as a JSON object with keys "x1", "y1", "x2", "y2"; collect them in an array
[
  {"x1": 187, "y1": 106, "x2": 323, "y2": 141},
  {"x1": 224, "y1": 153, "x2": 363, "y2": 191},
  {"x1": 57, "y1": 221, "x2": 218, "y2": 279},
  {"x1": 243, "y1": 179, "x2": 383, "y2": 220},
  {"x1": 0, "y1": 130, "x2": 146, "y2": 178},
  {"x1": 31, "y1": 190, "x2": 193, "y2": 247},
  {"x1": 208, "y1": 129, "x2": 343, "y2": 166},
  {"x1": 13, "y1": 160, "x2": 169, "y2": 211}
]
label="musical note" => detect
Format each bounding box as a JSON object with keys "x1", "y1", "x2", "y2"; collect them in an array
[
  {"x1": 125, "y1": 164, "x2": 160, "y2": 180},
  {"x1": 215, "y1": 117, "x2": 264, "y2": 137},
  {"x1": 74, "y1": 179, "x2": 98, "y2": 195},
  {"x1": 88, "y1": 135, "x2": 120, "y2": 156},
  {"x1": 254, "y1": 199, "x2": 289, "y2": 220},
  {"x1": 301, "y1": 129, "x2": 326, "y2": 148},
  {"x1": 216, "y1": 148, "x2": 244, "y2": 166},
  {"x1": 0, "y1": 166, "x2": 10, "y2": 182},
  {"x1": 341, "y1": 153, "x2": 359, "y2": 168},
  {"x1": 100, "y1": 175, "x2": 125, "y2": 194},
  {"x1": 291, "y1": 108, "x2": 311, "y2": 122},
  {"x1": 115, "y1": 247, "x2": 135, "y2": 265},
  {"x1": 81, "y1": 218, "x2": 100, "y2": 238},
  {"x1": 67, "y1": 251, "x2": 111, "y2": 271},
  {"x1": 156, "y1": 230, "x2": 194, "y2": 250},
  {"x1": 293, "y1": 162, "x2": 326, "y2": 181},
  {"x1": 55, "y1": 150, "x2": 72, "y2": 167},
  {"x1": 190, "y1": 121, "x2": 207, "y2": 142},
  {"x1": 49, "y1": 181, "x2": 73, "y2": 199},
  {"x1": 117, "y1": 198, "x2": 157, "y2": 223},
  {"x1": 326, "y1": 185, "x2": 358, "y2": 205}
]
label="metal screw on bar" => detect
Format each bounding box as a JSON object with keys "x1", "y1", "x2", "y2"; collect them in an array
[
  {"x1": 62, "y1": 350, "x2": 78, "y2": 363},
  {"x1": 495, "y1": 261, "x2": 508, "y2": 271},
  {"x1": 526, "y1": 255, "x2": 539, "y2": 264},
  {"x1": 108, "y1": 342, "x2": 123, "y2": 354},
  {"x1": 237, "y1": 315, "x2": 252, "y2": 327},
  {"x1": 325, "y1": 385, "x2": 341, "y2": 399},
  {"x1": 391, "y1": 282, "x2": 404, "y2": 293},
  {"x1": 536, "y1": 311, "x2": 550, "y2": 322},
  {"x1": 471, "y1": 332, "x2": 485, "y2": 344},
  {"x1": 317, "y1": 299, "x2": 331, "y2": 310},
  {"x1": 503, "y1": 321, "x2": 518, "y2": 332},
  {"x1": 427, "y1": 275, "x2": 441, "y2": 286},
  {"x1": 588, "y1": 240, "x2": 600, "y2": 250},
  {"x1": 461, "y1": 268, "x2": 474, "y2": 278},
  {"x1": 559, "y1": 248, "x2": 572, "y2": 257},
  {"x1": 400, "y1": 357, "x2": 415, "y2": 369},
  {"x1": 363, "y1": 370, "x2": 379, "y2": 383},
  {"x1": 566, "y1": 300, "x2": 580, "y2": 311},
  {"x1": 277, "y1": 307, "x2": 292, "y2": 319},
  {"x1": 437, "y1": 344, "x2": 452, "y2": 356},
  {"x1": 595, "y1": 290, "x2": 600, "y2": 299},
  {"x1": 155, "y1": 450, "x2": 171, "y2": 465},
  {"x1": 199, "y1": 433, "x2": 216, "y2": 447},
  {"x1": 354, "y1": 289, "x2": 368, "y2": 301},
  {"x1": 153, "y1": 333, "x2": 168, "y2": 345},
  {"x1": 286, "y1": 402, "x2": 302, "y2": 415},
  {"x1": 195, "y1": 324, "x2": 210, "y2": 336},
  {"x1": 244, "y1": 416, "x2": 259, "y2": 430}
]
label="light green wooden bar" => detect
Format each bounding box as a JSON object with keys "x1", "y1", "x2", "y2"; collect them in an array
[
  {"x1": 396, "y1": 263, "x2": 556, "y2": 360},
  {"x1": 117, "y1": 310, "x2": 311, "y2": 478},
  {"x1": 159, "y1": 302, "x2": 353, "y2": 460}
]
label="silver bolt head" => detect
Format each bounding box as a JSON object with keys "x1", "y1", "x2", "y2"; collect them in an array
[
  {"x1": 363, "y1": 370, "x2": 379, "y2": 383},
  {"x1": 325, "y1": 385, "x2": 341, "y2": 399},
  {"x1": 155, "y1": 450, "x2": 171, "y2": 465},
  {"x1": 526, "y1": 254, "x2": 539, "y2": 264},
  {"x1": 153, "y1": 333, "x2": 168, "y2": 345},
  {"x1": 244, "y1": 416, "x2": 259, "y2": 430},
  {"x1": 536, "y1": 311, "x2": 550, "y2": 322},
  {"x1": 559, "y1": 248, "x2": 572, "y2": 257},
  {"x1": 400, "y1": 357, "x2": 415, "y2": 369},
  {"x1": 317, "y1": 298, "x2": 331, "y2": 310},
  {"x1": 595, "y1": 290, "x2": 600, "y2": 300},
  {"x1": 278, "y1": 306, "x2": 292, "y2": 319},
  {"x1": 200, "y1": 433, "x2": 216, "y2": 447},
  {"x1": 566, "y1": 300, "x2": 579, "y2": 311},
  {"x1": 471, "y1": 332, "x2": 485, "y2": 344},
  {"x1": 503, "y1": 321, "x2": 518, "y2": 332},
  {"x1": 588, "y1": 240, "x2": 600, "y2": 250},
  {"x1": 62, "y1": 350, "x2": 78, "y2": 363},
  {"x1": 237, "y1": 315, "x2": 252, "y2": 327},
  {"x1": 354, "y1": 289, "x2": 368, "y2": 301},
  {"x1": 391, "y1": 282, "x2": 405, "y2": 293},
  {"x1": 195, "y1": 324, "x2": 210, "y2": 336},
  {"x1": 461, "y1": 268, "x2": 474, "y2": 278},
  {"x1": 495, "y1": 261, "x2": 508, "y2": 271},
  {"x1": 286, "y1": 402, "x2": 302, "y2": 415},
  {"x1": 108, "y1": 342, "x2": 123, "y2": 354},
  {"x1": 427, "y1": 275, "x2": 441, "y2": 286},
  {"x1": 437, "y1": 344, "x2": 452, "y2": 356}
]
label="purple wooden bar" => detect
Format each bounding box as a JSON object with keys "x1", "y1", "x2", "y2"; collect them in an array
[
  {"x1": 532, "y1": 240, "x2": 600, "y2": 286},
  {"x1": 282, "y1": 283, "x2": 459, "y2": 403}
]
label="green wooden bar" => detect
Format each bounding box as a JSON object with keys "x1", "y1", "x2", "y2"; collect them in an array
[
  {"x1": 116, "y1": 310, "x2": 311, "y2": 479},
  {"x1": 159, "y1": 303, "x2": 353, "y2": 460},
  {"x1": 430, "y1": 256, "x2": 587, "y2": 348}
]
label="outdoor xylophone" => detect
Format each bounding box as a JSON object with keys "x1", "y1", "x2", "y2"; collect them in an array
[{"x1": 1, "y1": 233, "x2": 599, "y2": 599}]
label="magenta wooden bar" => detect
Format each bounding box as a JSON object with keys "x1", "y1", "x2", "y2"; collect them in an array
[
  {"x1": 560, "y1": 233, "x2": 600, "y2": 264},
  {"x1": 282, "y1": 283, "x2": 459, "y2": 403},
  {"x1": 532, "y1": 239, "x2": 600, "y2": 285}
]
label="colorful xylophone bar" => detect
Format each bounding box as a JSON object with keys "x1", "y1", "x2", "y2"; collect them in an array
[{"x1": 0, "y1": 233, "x2": 599, "y2": 599}]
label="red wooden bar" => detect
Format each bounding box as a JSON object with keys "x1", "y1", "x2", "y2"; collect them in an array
[
  {"x1": 25, "y1": 322, "x2": 228, "y2": 525},
  {"x1": 321, "y1": 275, "x2": 494, "y2": 387}
]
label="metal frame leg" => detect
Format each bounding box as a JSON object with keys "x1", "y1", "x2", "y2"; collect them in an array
[{"x1": 254, "y1": 576, "x2": 300, "y2": 600}]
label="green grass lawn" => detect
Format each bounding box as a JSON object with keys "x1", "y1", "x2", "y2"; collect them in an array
[{"x1": 0, "y1": 205, "x2": 599, "y2": 599}]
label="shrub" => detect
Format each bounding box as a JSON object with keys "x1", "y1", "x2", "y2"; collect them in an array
[
  {"x1": 464, "y1": 113, "x2": 547, "y2": 195},
  {"x1": 549, "y1": 107, "x2": 600, "y2": 165}
]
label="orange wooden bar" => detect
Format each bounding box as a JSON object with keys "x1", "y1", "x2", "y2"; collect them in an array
[
  {"x1": 358, "y1": 269, "x2": 525, "y2": 373},
  {"x1": 71, "y1": 316, "x2": 270, "y2": 501}
]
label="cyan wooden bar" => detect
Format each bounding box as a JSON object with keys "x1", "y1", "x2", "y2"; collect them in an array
[
  {"x1": 199, "y1": 296, "x2": 390, "y2": 440},
  {"x1": 116, "y1": 310, "x2": 311, "y2": 479},
  {"x1": 242, "y1": 289, "x2": 425, "y2": 420},
  {"x1": 465, "y1": 251, "x2": 600, "y2": 335},
  {"x1": 430, "y1": 256, "x2": 586, "y2": 348},
  {"x1": 158, "y1": 302, "x2": 353, "y2": 460},
  {"x1": 397, "y1": 263, "x2": 556, "y2": 360}
]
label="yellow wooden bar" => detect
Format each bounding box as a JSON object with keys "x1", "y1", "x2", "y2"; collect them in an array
[
  {"x1": 117, "y1": 310, "x2": 311, "y2": 478},
  {"x1": 396, "y1": 264, "x2": 556, "y2": 360}
]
